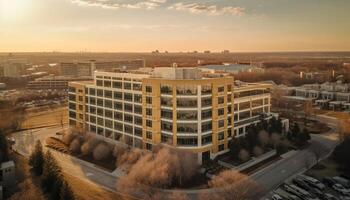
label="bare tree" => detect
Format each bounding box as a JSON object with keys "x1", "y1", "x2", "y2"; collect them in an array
[
  {"x1": 338, "y1": 119, "x2": 350, "y2": 142},
  {"x1": 308, "y1": 141, "x2": 329, "y2": 165},
  {"x1": 202, "y1": 170, "x2": 264, "y2": 200},
  {"x1": 238, "y1": 149, "x2": 250, "y2": 162}
]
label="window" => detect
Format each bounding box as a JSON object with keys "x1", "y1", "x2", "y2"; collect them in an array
[
  {"x1": 177, "y1": 99, "x2": 197, "y2": 107},
  {"x1": 218, "y1": 132, "x2": 224, "y2": 140},
  {"x1": 124, "y1": 82, "x2": 132, "y2": 90},
  {"x1": 177, "y1": 137, "x2": 198, "y2": 146},
  {"x1": 69, "y1": 87, "x2": 76, "y2": 93},
  {"x1": 177, "y1": 111, "x2": 197, "y2": 120},
  {"x1": 161, "y1": 97, "x2": 172, "y2": 107},
  {"x1": 135, "y1": 116, "x2": 142, "y2": 125},
  {"x1": 97, "y1": 108, "x2": 103, "y2": 116},
  {"x1": 201, "y1": 85, "x2": 212, "y2": 95},
  {"x1": 104, "y1": 80, "x2": 111, "y2": 87},
  {"x1": 97, "y1": 99, "x2": 103, "y2": 107},
  {"x1": 146, "y1": 143, "x2": 152, "y2": 150},
  {"x1": 69, "y1": 111, "x2": 76, "y2": 118},
  {"x1": 69, "y1": 94, "x2": 76, "y2": 101},
  {"x1": 202, "y1": 97, "x2": 212, "y2": 107},
  {"x1": 218, "y1": 96, "x2": 224, "y2": 104},
  {"x1": 124, "y1": 93, "x2": 133, "y2": 102},
  {"x1": 146, "y1": 97, "x2": 152, "y2": 104},
  {"x1": 97, "y1": 89, "x2": 103, "y2": 97},
  {"x1": 114, "y1": 112, "x2": 123, "y2": 121},
  {"x1": 146, "y1": 120, "x2": 152, "y2": 128},
  {"x1": 218, "y1": 144, "x2": 225, "y2": 151},
  {"x1": 89, "y1": 106, "x2": 96, "y2": 114},
  {"x1": 161, "y1": 121, "x2": 172, "y2": 131},
  {"x1": 97, "y1": 117, "x2": 104, "y2": 126},
  {"x1": 105, "y1": 90, "x2": 112, "y2": 98},
  {"x1": 146, "y1": 108, "x2": 152, "y2": 116},
  {"x1": 89, "y1": 88, "x2": 96, "y2": 96},
  {"x1": 202, "y1": 122, "x2": 212, "y2": 132},
  {"x1": 105, "y1": 119, "x2": 113, "y2": 129},
  {"x1": 124, "y1": 104, "x2": 133, "y2": 112},
  {"x1": 133, "y1": 83, "x2": 142, "y2": 91},
  {"x1": 134, "y1": 127, "x2": 142, "y2": 137},
  {"x1": 105, "y1": 110, "x2": 113, "y2": 118},
  {"x1": 176, "y1": 85, "x2": 197, "y2": 95},
  {"x1": 90, "y1": 116, "x2": 96, "y2": 123},
  {"x1": 219, "y1": 119, "x2": 225, "y2": 128},
  {"x1": 105, "y1": 100, "x2": 112, "y2": 108},
  {"x1": 134, "y1": 105, "x2": 142, "y2": 114},
  {"x1": 161, "y1": 85, "x2": 172, "y2": 94},
  {"x1": 146, "y1": 131, "x2": 152, "y2": 139},
  {"x1": 114, "y1": 122, "x2": 123, "y2": 131},
  {"x1": 161, "y1": 110, "x2": 173, "y2": 119},
  {"x1": 146, "y1": 86, "x2": 152, "y2": 93},
  {"x1": 202, "y1": 110, "x2": 212, "y2": 119},
  {"x1": 202, "y1": 135, "x2": 212, "y2": 145},
  {"x1": 124, "y1": 114, "x2": 133, "y2": 123},
  {"x1": 218, "y1": 86, "x2": 224, "y2": 93},
  {"x1": 124, "y1": 125, "x2": 133, "y2": 134},
  {"x1": 114, "y1": 102, "x2": 122, "y2": 110},
  {"x1": 113, "y1": 81, "x2": 122, "y2": 89},
  {"x1": 161, "y1": 134, "x2": 173, "y2": 144},
  {"x1": 89, "y1": 97, "x2": 96, "y2": 105},
  {"x1": 134, "y1": 94, "x2": 142, "y2": 103},
  {"x1": 218, "y1": 108, "x2": 225, "y2": 116},
  {"x1": 114, "y1": 92, "x2": 123, "y2": 100},
  {"x1": 96, "y1": 80, "x2": 103, "y2": 86},
  {"x1": 177, "y1": 123, "x2": 197, "y2": 133}
]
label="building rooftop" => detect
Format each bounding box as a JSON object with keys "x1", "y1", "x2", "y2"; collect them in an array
[{"x1": 1, "y1": 161, "x2": 15, "y2": 169}]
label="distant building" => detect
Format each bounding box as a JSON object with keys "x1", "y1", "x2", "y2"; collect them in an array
[
  {"x1": 0, "y1": 83, "x2": 6, "y2": 90},
  {"x1": 68, "y1": 67, "x2": 288, "y2": 164},
  {"x1": 288, "y1": 81, "x2": 350, "y2": 111},
  {"x1": 0, "y1": 161, "x2": 16, "y2": 188},
  {"x1": 59, "y1": 59, "x2": 145, "y2": 77},
  {"x1": 0, "y1": 60, "x2": 28, "y2": 77},
  {"x1": 27, "y1": 75, "x2": 92, "y2": 90},
  {"x1": 299, "y1": 71, "x2": 331, "y2": 80},
  {"x1": 200, "y1": 63, "x2": 264, "y2": 74}
]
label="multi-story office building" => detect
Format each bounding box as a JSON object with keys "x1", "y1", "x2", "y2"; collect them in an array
[
  {"x1": 68, "y1": 67, "x2": 276, "y2": 163},
  {"x1": 60, "y1": 59, "x2": 145, "y2": 77},
  {"x1": 0, "y1": 60, "x2": 28, "y2": 77}
]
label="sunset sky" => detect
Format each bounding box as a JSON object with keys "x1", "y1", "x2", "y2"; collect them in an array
[{"x1": 0, "y1": 0, "x2": 349, "y2": 52}]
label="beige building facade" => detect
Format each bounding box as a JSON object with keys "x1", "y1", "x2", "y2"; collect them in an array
[{"x1": 68, "y1": 68, "x2": 274, "y2": 163}]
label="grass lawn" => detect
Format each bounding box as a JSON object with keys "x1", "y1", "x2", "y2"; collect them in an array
[{"x1": 306, "y1": 158, "x2": 341, "y2": 180}]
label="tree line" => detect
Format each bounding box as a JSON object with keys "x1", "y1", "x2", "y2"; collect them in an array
[{"x1": 29, "y1": 141, "x2": 75, "y2": 200}]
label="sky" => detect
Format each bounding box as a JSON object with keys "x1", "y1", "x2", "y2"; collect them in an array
[{"x1": 0, "y1": 0, "x2": 349, "y2": 52}]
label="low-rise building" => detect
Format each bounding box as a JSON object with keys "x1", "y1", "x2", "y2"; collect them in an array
[
  {"x1": 68, "y1": 67, "x2": 286, "y2": 163},
  {"x1": 0, "y1": 161, "x2": 15, "y2": 188},
  {"x1": 60, "y1": 59, "x2": 145, "y2": 77},
  {"x1": 0, "y1": 60, "x2": 28, "y2": 78},
  {"x1": 27, "y1": 75, "x2": 93, "y2": 90},
  {"x1": 290, "y1": 81, "x2": 350, "y2": 111}
]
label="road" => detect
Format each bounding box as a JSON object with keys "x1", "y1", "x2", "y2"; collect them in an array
[{"x1": 253, "y1": 116, "x2": 340, "y2": 197}]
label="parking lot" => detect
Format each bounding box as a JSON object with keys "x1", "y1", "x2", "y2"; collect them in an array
[{"x1": 270, "y1": 173, "x2": 350, "y2": 200}]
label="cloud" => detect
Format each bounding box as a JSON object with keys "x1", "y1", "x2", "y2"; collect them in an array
[
  {"x1": 71, "y1": 0, "x2": 166, "y2": 10},
  {"x1": 168, "y1": 2, "x2": 245, "y2": 16}
]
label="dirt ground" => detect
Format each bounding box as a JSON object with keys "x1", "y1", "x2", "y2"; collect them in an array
[{"x1": 21, "y1": 106, "x2": 68, "y2": 130}]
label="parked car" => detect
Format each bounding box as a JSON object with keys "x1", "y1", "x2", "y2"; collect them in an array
[
  {"x1": 293, "y1": 178, "x2": 323, "y2": 198},
  {"x1": 333, "y1": 177, "x2": 350, "y2": 188},
  {"x1": 323, "y1": 193, "x2": 338, "y2": 200},
  {"x1": 272, "y1": 194, "x2": 283, "y2": 200},
  {"x1": 282, "y1": 184, "x2": 320, "y2": 200},
  {"x1": 333, "y1": 184, "x2": 350, "y2": 196},
  {"x1": 299, "y1": 174, "x2": 326, "y2": 190},
  {"x1": 323, "y1": 177, "x2": 338, "y2": 187},
  {"x1": 340, "y1": 196, "x2": 350, "y2": 200}
]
